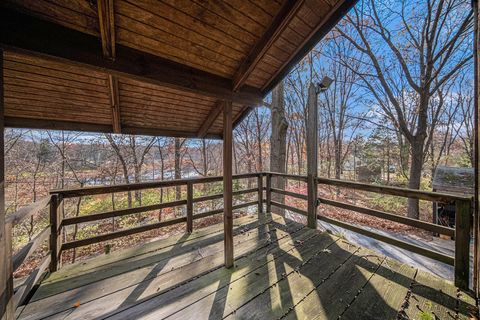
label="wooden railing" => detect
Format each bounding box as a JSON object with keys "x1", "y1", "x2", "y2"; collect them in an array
[
  {"x1": 4, "y1": 196, "x2": 52, "y2": 316},
  {"x1": 3, "y1": 170, "x2": 474, "y2": 313},
  {"x1": 264, "y1": 171, "x2": 473, "y2": 291},
  {"x1": 48, "y1": 172, "x2": 264, "y2": 271}
]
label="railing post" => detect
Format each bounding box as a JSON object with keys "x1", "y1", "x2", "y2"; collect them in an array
[
  {"x1": 186, "y1": 181, "x2": 193, "y2": 233},
  {"x1": 4, "y1": 222, "x2": 14, "y2": 319},
  {"x1": 266, "y1": 173, "x2": 271, "y2": 213},
  {"x1": 306, "y1": 83, "x2": 318, "y2": 229},
  {"x1": 257, "y1": 173, "x2": 263, "y2": 215},
  {"x1": 49, "y1": 194, "x2": 62, "y2": 272},
  {"x1": 455, "y1": 199, "x2": 472, "y2": 290}
]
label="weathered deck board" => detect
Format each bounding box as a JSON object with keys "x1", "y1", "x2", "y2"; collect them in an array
[
  {"x1": 281, "y1": 248, "x2": 384, "y2": 320},
  {"x1": 35, "y1": 215, "x2": 272, "y2": 299},
  {"x1": 401, "y1": 268, "x2": 476, "y2": 320},
  {"x1": 44, "y1": 214, "x2": 261, "y2": 284},
  {"x1": 339, "y1": 257, "x2": 416, "y2": 319},
  {"x1": 18, "y1": 214, "x2": 293, "y2": 319},
  {"x1": 17, "y1": 213, "x2": 477, "y2": 320}
]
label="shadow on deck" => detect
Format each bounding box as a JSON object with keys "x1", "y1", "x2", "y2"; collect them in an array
[{"x1": 16, "y1": 213, "x2": 477, "y2": 320}]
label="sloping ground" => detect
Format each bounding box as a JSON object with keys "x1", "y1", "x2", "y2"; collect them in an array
[{"x1": 17, "y1": 213, "x2": 477, "y2": 320}]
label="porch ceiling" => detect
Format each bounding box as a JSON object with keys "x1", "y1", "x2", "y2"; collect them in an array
[{"x1": 0, "y1": 0, "x2": 355, "y2": 138}]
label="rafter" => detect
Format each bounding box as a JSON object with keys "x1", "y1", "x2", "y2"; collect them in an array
[
  {"x1": 232, "y1": 0, "x2": 304, "y2": 92},
  {"x1": 97, "y1": 0, "x2": 116, "y2": 60},
  {"x1": 197, "y1": 101, "x2": 223, "y2": 138},
  {"x1": 262, "y1": 0, "x2": 357, "y2": 94},
  {"x1": 108, "y1": 74, "x2": 121, "y2": 133},
  {"x1": 0, "y1": 8, "x2": 263, "y2": 106},
  {"x1": 4, "y1": 117, "x2": 222, "y2": 139}
]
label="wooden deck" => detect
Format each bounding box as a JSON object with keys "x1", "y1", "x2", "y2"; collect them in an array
[{"x1": 16, "y1": 213, "x2": 476, "y2": 320}]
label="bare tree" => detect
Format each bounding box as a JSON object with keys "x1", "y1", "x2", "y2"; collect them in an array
[
  {"x1": 105, "y1": 134, "x2": 155, "y2": 207},
  {"x1": 337, "y1": 0, "x2": 473, "y2": 218},
  {"x1": 319, "y1": 38, "x2": 364, "y2": 179},
  {"x1": 270, "y1": 80, "x2": 288, "y2": 210}
]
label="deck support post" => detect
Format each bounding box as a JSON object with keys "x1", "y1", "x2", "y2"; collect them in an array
[
  {"x1": 257, "y1": 174, "x2": 264, "y2": 216},
  {"x1": 223, "y1": 100, "x2": 234, "y2": 268},
  {"x1": 306, "y1": 83, "x2": 318, "y2": 229},
  {"x1": 455, "y1": 199, "x2": 472, "y2": 290},
  {"x1": 473, "y1": 0, "x2": 480, "y2": 297},
  {"x1": 49, "y1": 194, "x2": 63, "y2": 272},
  {"x1": 186, "y1": 181, "x2": 193, "y2": 233},
  {"x1": 0, "y1": 49, "x2": 14, "y2": 320}
]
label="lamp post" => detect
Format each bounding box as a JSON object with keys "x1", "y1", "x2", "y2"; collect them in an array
[{"x1": 306, "y1": 76, "x2": 333, "y2": 229}]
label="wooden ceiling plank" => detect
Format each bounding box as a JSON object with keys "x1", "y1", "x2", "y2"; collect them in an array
[
  {"x1": 108, "y1": 74, "x2": 121, "y2": 133},
  {"x1": 262, "y1": 0, "x2": 358, "y2": 94},
  {"x1": 97, "y1": 0, "x2": 116, "y2": 60},
  {"x1": 232, "y1": 0, "x2": 304, "y2": 91},
  {"x1": 0, "y1": 8, "x2": 263, "y2": 106},
  {"x1": 197, "y1": 101, "x2": 223, "y2": 138}
]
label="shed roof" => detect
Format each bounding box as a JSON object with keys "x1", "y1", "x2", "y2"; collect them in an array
[
  {"x1": 0, "y1": 0, "x2": 355, "y2": 138},
  {"x1": 432, "y1": 166, "x2": 474, "y2": 195}
]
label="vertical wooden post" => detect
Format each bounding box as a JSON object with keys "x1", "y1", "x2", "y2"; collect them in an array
[
  {"x1": 186, "y1": 181, "x2": 193, "y2": 233},
  {"x1": 455, "y1": 199, "x2": 472, "y2": 290},
  {"x1": 0, "y1": 49, "x2": 12, "y2": 320},
  {"x1": 223, "y1": 100, "x2": 233, "y2": 268},
  {"x1": 49, "y1": 194, "x2": 63, "y2": 272},
  {"x1": 266, "y1": 173, "x2": 272, "y2": 213},
  {"x1": 306, "y1": 83, "x2": 318, "y2": 229},
  {"x1": 473, "y1": 0, "x2": 480, "y2": 297},
  {"x1": 257, "y1": 174, "x2": 263, "y2": 215},
  {"x1": 3, "y1": 222, "x2": 12, "y2": 320}
]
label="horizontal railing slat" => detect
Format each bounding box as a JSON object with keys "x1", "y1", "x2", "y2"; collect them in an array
[
  {"x1": 62, "y1": 200, "x2": 259, "y2": 250},
  {"x1": 61, "y1": 199, "x2": 187, "y2": 226},
  {"x1": 270, "y1": 201, "x2": 307, "y2": 216},
  {"x1": 316, "y1": 177, "x2": 471, "y2": 202},
  {"x1": 271, "y1": 188, "x2": 308, "y2": 200},
  {"x1": 193, "y1": 200, "x2": 259, "y2": 220},
  {"x1": 13, "y1": 252, "x2": 51, "y2": 309},
  {"x1": 62, "y1": 216, "x2": 187, "y2": 250},
  {"x1": 265, "y1": 172, "x2": 308, "y2": 182},
  {"x1": 13, "y1": 227, "x2": 51, "y2": 271},
  {"x1": 317, "y1": 215, "x2": 454, "y2": 266},
  {"x1": 318, "y1": 197, "x2": 455, "y2": 237},
  {"x1": 6, "y1": 196, "x2": 51, "y2": 226},
  {"x1": 193, "y1": 188, "x2": 258, "y2": 203},
  {"x1": 51, "y1": 173, "x2": 263, "y2": 198}
]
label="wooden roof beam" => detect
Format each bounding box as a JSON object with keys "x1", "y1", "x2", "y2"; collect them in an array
[
  {"x1": 4, "y1": 117, "x2": 223, "y2": 139},
  {"x1": 261, "y1": 0, "x2": 358, "y2": 94},
  {"x1": 197, "y1": 101, "x2": 223, "y2": 138},
  {"x1": 0, "y1": 8, "x2": 263, "y2": 106},
  {"x1": 232, "y1": 0, "x2": 304, "y2": 92},
  {"x1": 98, "y1": 0, "x2": 121, "y2": 133},
  {"x1": 97, "y1": 0, "x2": 116, "y2": 60},
  {"x1": 108, "y1": 75, "x2": 121, "y2": 133}
]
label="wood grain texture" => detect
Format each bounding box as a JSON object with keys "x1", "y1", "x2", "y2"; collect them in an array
[
  {"x1": 1, "y1": 0, "x2": 354, "y2": 139},
  {"x1": 223, "y1": 100, "x2": 234, "y2": 268},
  {"x1": 15, "y1": 214, "x2": 478, "y2": 320}
]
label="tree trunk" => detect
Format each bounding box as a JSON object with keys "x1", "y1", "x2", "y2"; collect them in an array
[
  {"x1": 407, "y1": 138, "x2": 424, "y2": 219},
  {"x1": 254, "y1": 109, "x2": 263, "y2": 172},
  {"x1": 270, "y1": 81, "x2": 288, "y2": 212},
  {"x1": 334, "y1": 138, "x2": 342, "y2": 179}
]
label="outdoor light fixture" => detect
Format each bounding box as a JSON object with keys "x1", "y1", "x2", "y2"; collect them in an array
[{"x1": 316, "y1": 76, "x2": 334, "y2": 93}]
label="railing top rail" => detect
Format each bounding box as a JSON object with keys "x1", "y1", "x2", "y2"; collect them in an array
[
  {"x1": 264, "y1": 171, "x2": 307, "y2": 182},
  {"x1": 6, "y1": 196, "x2": 51, "y2": 226},
  {"x1": 50, "y1": 172, "x2": 262, "y2": 198},
  {"x1": 316, "y1": 177, "x2": 472, "y2": 202},
  {"x1": 49, "y1": 170, "x2": 471, "y2": 202}
]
